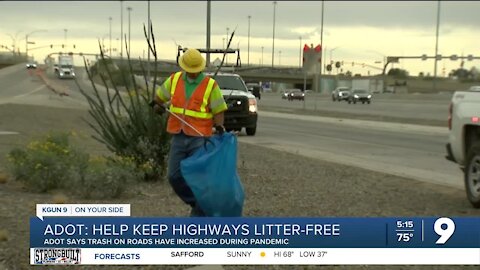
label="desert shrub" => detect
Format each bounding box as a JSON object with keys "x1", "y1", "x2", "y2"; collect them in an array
[
  {"x1": 6, "y1": 133, "x2": 88, "y2": 192},
  {"x1": 72, "y1": 156, "x2": 141, "y2": 199},
  {"x1": 77, "y1": 26, "x2": 171, "y2": 182},
  {"x1": 6, "y1": 132, "x2": 141, "y2": 199}
]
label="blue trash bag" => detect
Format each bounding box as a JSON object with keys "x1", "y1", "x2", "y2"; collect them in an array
[{"x1": 180, "y1": 132, "x2": 244, "y2": 217}]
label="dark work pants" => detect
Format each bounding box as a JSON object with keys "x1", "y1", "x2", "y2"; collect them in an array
[{"x1": 167, "y1": 131, "x2": 206, "y2": 217}]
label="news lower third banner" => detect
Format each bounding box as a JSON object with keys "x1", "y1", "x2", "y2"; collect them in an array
[{"x1": 31, "y1": 204, "x2": 480, "y2": 265}]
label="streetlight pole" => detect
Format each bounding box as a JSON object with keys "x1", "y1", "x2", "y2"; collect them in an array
[
  {"x1": 120, "y1": 0, "x2": 124, "y2": 59},
  {"x1": 299, "y1": 36, "x2": 302, "y2": 68},
  {"x1": 261, "y1": 46, "x2": 264, "y2": 65},
  {"x1": 365, "y1": 49, "x2": 387, "y2": 92},
  {"x1": 247, "y1": 15, "x2": 251, "y2": 66},
  {"x1": 116, "y1": 38, "x2": 120, "y2": 57},
  {"x1": 329, "y1": 46, "x2": 339, "y2": 74},
  {"x1": 64, "y1": 29, "x2": 67, "y2": 51},
  {"x1": 271, "y1": 1, "x2": 277, "y2": 68},
  {"x1": 9, "y1": 31, "x2": 23, "y2": 55},
  {"x1": 433, "y1": 0, "x2": 441, "y2": 91},
  {"x1": 127, "y1": 6, "x2": 132, "y2": 57},
  {"x1": 109, "y1": 17, "x2": 112, "y2": 56},
  {"x1": 329, "y1": 46, "x2": 339, "y2": 64},
  {"x1": 206, "y1": 0, "x2": 211, "y2": 67},
  {"x1": 226, "y1": 27, "x2": 229, "y2": 64},
  {"x1": 102, "y1": 34, "x2": 109, "y2": 53},
  {"x1": 319, "y1": 0, "x2": 324, "y2": 93},
  {"x1": 7, "y1": 34, "x2": 16, "y2": 55},
  {"x1": 279, "y1": 50, "x2": 281, "y2": 66},
  {"x1": 25, "y1": 30, "x2": 47, "y2": 58}
]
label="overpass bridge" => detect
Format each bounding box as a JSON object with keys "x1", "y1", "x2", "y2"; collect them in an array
[
  {"x1": 109, "y1": 57, "x2": 317, "y2": 86},
  {"x1": 38, "y1": 52, "x2": 382, "y2": 92},
  {"x1": 86, "y1": 57, "x2": 383, "y2": 92}
]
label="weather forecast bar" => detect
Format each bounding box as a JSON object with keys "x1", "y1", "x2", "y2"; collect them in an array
[
  {"x1": 30, "y1": 248, "x2": 480, "y2": 265},
  {"x1": 30, "y1": 216, "x2": 480, "y2": 265}
]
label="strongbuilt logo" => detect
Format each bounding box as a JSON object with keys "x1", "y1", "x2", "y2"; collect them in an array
[{"x1": 33, "y1": 248, "x2": 81, "y2": 265}]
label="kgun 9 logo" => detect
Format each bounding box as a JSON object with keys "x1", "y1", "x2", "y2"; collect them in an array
[{"x1": 434, "y1": 217, "x2": 455, "y2": 245}]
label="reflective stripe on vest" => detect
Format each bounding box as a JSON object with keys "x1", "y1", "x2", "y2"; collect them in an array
[
  {"x1": 169, "y1": 107, "x2": 213, "y2": 119},
  {"x1": 170, "y1": 72, "x2": 182, "y2": 96},
  {"x1": 169, "y1": 72, "x2": 214, "y2": 119},
  {"x1": 200, "y1": 79, "x2": 215, "y2": 113}
]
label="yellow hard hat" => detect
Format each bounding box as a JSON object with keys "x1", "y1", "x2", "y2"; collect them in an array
[{"x1": 179, "y1": 48, "x2": 206, "y2": 73}]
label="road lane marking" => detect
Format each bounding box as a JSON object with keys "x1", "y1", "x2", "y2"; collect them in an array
[
  {"x1": 10, "y1": 85, "x2": 47, "y2": 99},
  {"x1": 0, "y1": 131, "x2": 19, "y2": 135}
]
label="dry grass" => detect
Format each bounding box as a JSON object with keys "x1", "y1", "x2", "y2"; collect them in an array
[{"x1": 52, "y1": 193, "x2": 69, "y2": 204}]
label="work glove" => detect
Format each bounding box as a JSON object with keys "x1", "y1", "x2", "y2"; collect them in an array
[
  {"x1": 149, "y1": 100, "x2": 166, "y2": 115},
  {"x1": 214, "y1": 125, "x2": 225, "y2": 135}
]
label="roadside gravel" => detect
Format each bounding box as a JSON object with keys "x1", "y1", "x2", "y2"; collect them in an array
[{"x1": 0, "y1": 104, "x2": 477, "y2": 270}]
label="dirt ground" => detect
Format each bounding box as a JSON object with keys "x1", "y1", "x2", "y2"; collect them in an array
[{"x1": 0, "y1": 104, "x2": 478, "y2": 270}]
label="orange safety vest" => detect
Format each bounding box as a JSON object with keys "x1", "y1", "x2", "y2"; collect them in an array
[{"x1": 167, "y1": 72, "x2": 216, "y2": 137}]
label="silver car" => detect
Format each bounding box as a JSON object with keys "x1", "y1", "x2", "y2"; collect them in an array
[{"x1": 332, "y1": 87, "x2": 351, "y2": 101}]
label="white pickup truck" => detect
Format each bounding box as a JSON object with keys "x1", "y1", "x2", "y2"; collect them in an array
[{"x1": 446, "y1": 87, "x2": 480, "y2": 208}]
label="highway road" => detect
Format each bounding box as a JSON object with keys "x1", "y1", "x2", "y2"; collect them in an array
[
  {"x1": 237, "y1": 112, "x2": 462, "y2": 189},
  {"x1": 0, "y1": 64, "x2": 463, "y2": 190},
  {"x1": 258, "y1": 91, "x2": 451, "y2": 124},
  {"x1": 0, "y1": 64, "x2": 88, "y2": 109}
]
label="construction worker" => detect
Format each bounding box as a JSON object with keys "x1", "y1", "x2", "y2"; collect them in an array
[{"x1": 152, "y1": 48, "x2": 228, "y2": 217}]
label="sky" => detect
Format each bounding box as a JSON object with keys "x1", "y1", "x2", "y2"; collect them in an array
[{"x1": 1, "y1": 0, "x2": 479, "y2": 76}]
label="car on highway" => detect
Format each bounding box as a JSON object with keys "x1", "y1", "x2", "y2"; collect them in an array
[
  {"x1": 26, "y1": 62, "x2": 37, "y2": 69},
  {"x1": 332, "y1": 87, "x2": 351, "y2": 101},
  {"x1": 246, "y1": 83, "x2": 262, "y2": 100},
  {"x1": 348, "y1": 89, "x2": 372, "y2": 104},
  {"x1": 281, "y1": 90, "x2": 290, "y2": 99},
  {"x1": 287, "y1": 89, "x2": 305, "y2": 101},
  {"x1": 468, "y1": 86, "x2": 480, "y2": 92}
]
